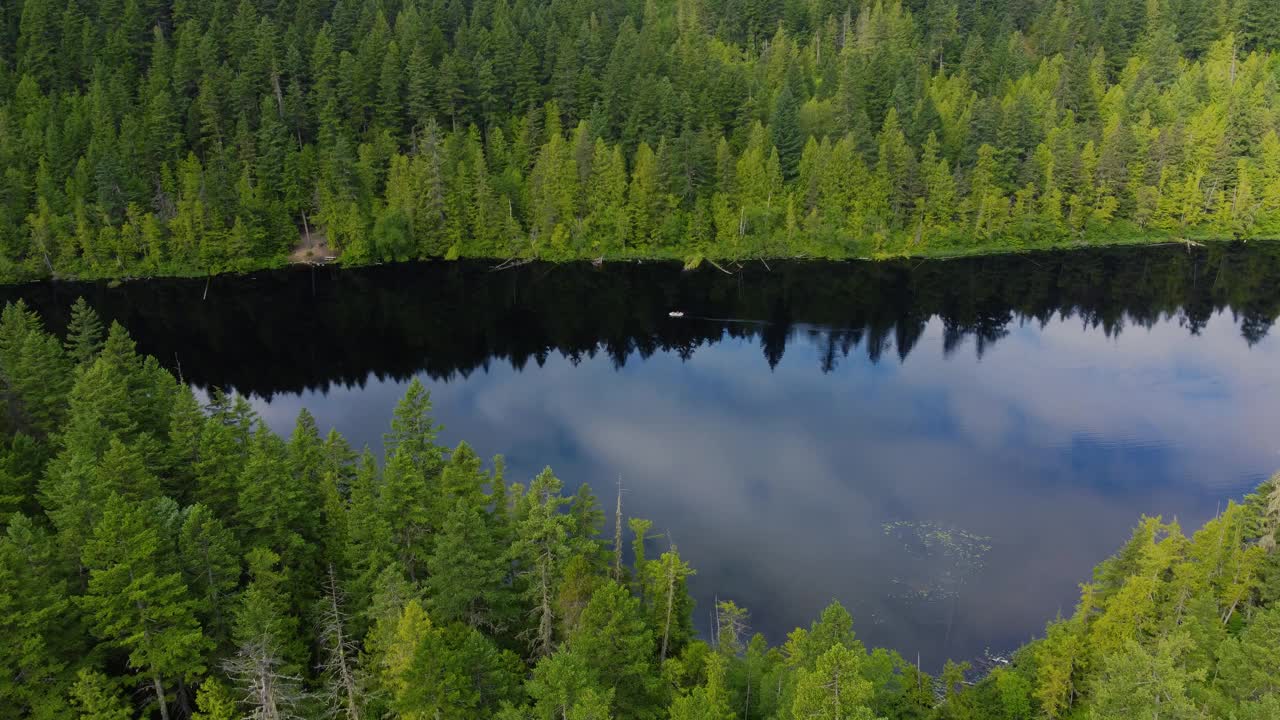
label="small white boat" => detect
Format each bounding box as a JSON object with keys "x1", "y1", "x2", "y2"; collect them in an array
[{"x1": 668, "y1": 311, "x2": 685, "y2": 318}]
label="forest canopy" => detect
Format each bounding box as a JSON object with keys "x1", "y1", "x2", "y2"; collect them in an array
[
  {"x1": 4, "y1": 0, "x2": 1280, "y2": 281},
  {"x1": 0, "y1": 299, "x2": 1278, "y2": 719}
]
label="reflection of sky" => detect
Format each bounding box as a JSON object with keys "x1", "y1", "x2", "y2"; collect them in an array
[{"x1": 247, "y1": 309, "x2": 1279, "y2": 670}]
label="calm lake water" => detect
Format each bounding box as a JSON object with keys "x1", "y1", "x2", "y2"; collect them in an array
[{"x1": 8, "y1": 243, "x2": 1280, "y2": 670}]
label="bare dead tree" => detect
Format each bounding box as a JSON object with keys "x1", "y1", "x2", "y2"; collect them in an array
[
  {"x1": 317, "y1": 566, "x2": 363, "y2": 720},
  {"x1": 224, "y1": 637, "x2": 308, "y2": 720},
  {"x1": 658, "y1": 541, "x2": 694, "y2": 662},
  {"x1": 661, "y1": 558, "x2": 677, "y2": 661}
]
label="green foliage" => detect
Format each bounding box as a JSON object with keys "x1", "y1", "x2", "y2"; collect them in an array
[
  {"x1": 177, "y1": 503, "x2": 240, "y2": 643},
  {"x1": 1089, "y1": 633, "x2": 1203, "y2": 720},
  {"x1": 527, "y1": 650, "x2": 616, "y2": 720},
  {"x1": 790, "y1": 644, "x2": 877, "y2": 720},
  {"x1": 191, "y1": 678, "x2": 238, "y2": 720},
  {"x1": 669, "y1": 652, "x2": 735, "y2": 720},
  {"x1": 515, "y1": 467, "x2": 574, "y2": 658},
  {"x1": 569, "y1": 581, "x2": 663, "y2": 717},
  {"x1": 3, "y1": 0, "x2": 1280, "y2": 283},
  {"x1": 69, "y1": 668, "x2": 132, "y2": 720},
  {"x1": 0, "y1": 514, "x2": 78, "y2": 718},
  {"x1": 78, "y1": 494, "x2": 209, "y2": 717},
  {"x1": 374, "y1": 599, "x2": 523, "y2": 719},
  {"x1": 426, "y1": 496, "x2": 508, "y2": 628},
  {"x1": 63, "y1": 298, "x2": 104, "y2": 366}
]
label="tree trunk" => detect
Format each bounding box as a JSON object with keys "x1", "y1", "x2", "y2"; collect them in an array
[
  {"x1": 612, "y1": 480, "x2": 624, "y2": 581},
  {"x1": 204, "y1": 540, "x2": 224, "y2": 633},
  {"x1": 326, "y1": 568, "x2": 362, "y2": 720},
  {"x1": 832, "y1": 669, "x2": 841, "y2": 717},
  {"x1": 153, "y1": 675, "x2": 171, "y2": 720},
  {"x1": 660, "y1": 564, "x2": 675, "y2": 660},
  {"x1": 538, "y1": 554, "x2": 555, "y2": 657}
]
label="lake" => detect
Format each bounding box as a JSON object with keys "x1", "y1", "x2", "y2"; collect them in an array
[{"x1": 7, "y1": 242, "x2": 1280, "y2": 670}]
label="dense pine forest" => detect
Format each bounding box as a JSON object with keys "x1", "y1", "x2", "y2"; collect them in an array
[
  {"x1": 0, "y1": 298, "x2": 1276, "y2": 719},
  {"x1": 4, "y1": 0, "x2": 1280, "y2": 281}
]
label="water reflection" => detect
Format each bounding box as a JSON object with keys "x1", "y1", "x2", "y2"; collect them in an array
[
  {"x1": 6, "y1": 243, "x2": 1280, "y2": 669},
  {"x1": 8, "y1": 243, "x2": 1279, "y2": 397}
]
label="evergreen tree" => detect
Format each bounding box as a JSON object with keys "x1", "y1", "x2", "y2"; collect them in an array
[
  {"x1": 569, "y1": 581, "x2": 662, "y2": 717},
  {"x1": 0, "y1": 514, "x2": 79, "y2": 718},
  {"x1": 427, "y1": 496, "x2": 508, "y2": 628},
  {"x1": 641, "y1": 547, "x2": 695, "y2": 661},
  {"x1": 790, "y1": 644, "x2": 877, "y2": 720},
  {"x1": 79, "y1": 494, "x2": 209, "y2": 720},
  {"x1": 178, "y1": 503, "x2": 241, "y2": 643},
  {"x1": 384, "y1": 378, "x2": 442, "y2": 477},
  {"x1": 1089, "y1": 634, "x2": 1203, "y2": 720},
  {"x1": 69, "y1": 668, "x2": 133, "y2": 720},
  {"x1": 770, "y1": 84, "x2": 803, "y2": 182},
  {"x1": 63, "y1": 297, "x2": 104, "y2": 366},
  {"x1": 668, "y1": 652, "x2": 735, "y2": 720},
  {"x1": 515, "y1": 468, "x2": 573, "y2": 658},
  {"x1": 191, "y1": 678, "x2": 238, "y2": 720},
  {"x1": 527, "y1": 649, "x2": 615, "y2": 720}
]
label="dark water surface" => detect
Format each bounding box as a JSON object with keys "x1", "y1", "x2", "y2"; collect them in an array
[{"x1": 8, "y1": 243, "x2": 1280, "y2": 669}]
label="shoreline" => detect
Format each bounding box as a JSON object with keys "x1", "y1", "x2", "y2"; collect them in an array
[{"x1": 5, "y1": 234, "x2": 1278, "y2": 289}]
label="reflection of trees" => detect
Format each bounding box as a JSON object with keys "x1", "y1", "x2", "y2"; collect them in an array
[
  {"x1": 942, "y1": 310, "x2": 1011, "y2": 358},
  {"x1": 2, "y1": 243, "x2": 1278, "y2": 397}
]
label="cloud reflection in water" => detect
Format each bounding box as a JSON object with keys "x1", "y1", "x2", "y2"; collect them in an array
[{"x1": 249, "y1": 307, "x2": 1278, "y2": 669}]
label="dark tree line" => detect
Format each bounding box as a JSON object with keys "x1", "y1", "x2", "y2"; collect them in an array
[
  {"x1": 4, "y1": 242, "x2": 1278, "y2": 397},
  {"x1": 4, "y1": 0, "x2": 1280, "y2": 281}
]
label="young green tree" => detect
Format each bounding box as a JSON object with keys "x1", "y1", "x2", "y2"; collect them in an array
[
  {"x1": 426, "y1": 496, "x2": 508, "y2": 628},
  {"x1": 642, "y1": 546, "x2": 695, "y2": 661},
  {"x1": 178, "y1": 503, "x2": 241, "y2": 644},
  {"x1": 344, "y1": 448, "x2": 395, "y2": 615},
  {"x1": 63, "y1": 297, "x2": 104, "y2": 367},
  {"x1": 69, "y1": 669, "x2": 133, "y2": 720},
  {"x1": 527, "y1": 649, "x2": 616, "y2": 720},
  {"x1": 770, "y1": 84, "x2": 804, "y2": 181},
  {"x1": 569, "y1": 581, "x2": 662, "y2": 717},
  {"x1": 515, "y1": 468, "x2": 574, "y2": 658},
  {"x1": 190, "y1": 390, "x2": 255, "y2": 519},
  {"x1": 790, "y1": 644, "x2": 877, "y2": 720},
  {"x1": 0, "y1": 514, "x2": 79, "y2": 718},
  {"x1": 1089, "y1": 634, "x2": 1203, "y2": 720},
  {"x1": 668, "y1": 652, "x2": 735, "y2": 720},
  {"x1": 371, "y1": 597, "x2": 520, "y2": 719},
  {"x1": 1212, "y1": 605, "x2": 1280, "y2": 705},
  {"x1": 237, "y1": 426, "x2": 306, "y2": 557},
  {"x1": 191, "y1": 678, "x2": 238, "y2": 720}
]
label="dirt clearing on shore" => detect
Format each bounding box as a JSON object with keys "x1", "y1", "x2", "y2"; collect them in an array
[{"x1": 290, "y1": 227, "x2": 339, "y2": 264}]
